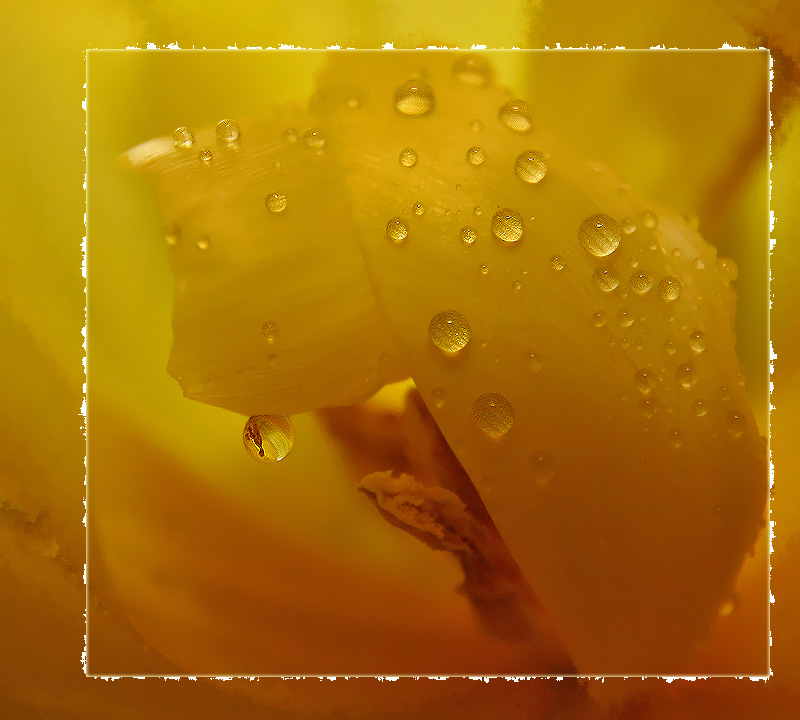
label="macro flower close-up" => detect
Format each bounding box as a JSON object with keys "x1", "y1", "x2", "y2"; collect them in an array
[{"x1": 2, "y1": 1, "x2": 800, "y2": 718}]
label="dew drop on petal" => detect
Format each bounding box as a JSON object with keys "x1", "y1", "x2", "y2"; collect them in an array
[
  {"x1": 303, "y1": 128, "x2": 327, "y2": 149},
  {"x1": 692, "y1": 399, "x2": 709, "y2": 417},
  {"x1": 579, "y1": 214, "x2": 621, "y2": 257},
  {"x1": 466, "y1": 146, "x2": 485, "y2": 165},
  {"x1": 527, "y1": 351, "x2": 544, "y2": 372},
  {"x1": 658, "y1": 276, "x2": 682, "y2": 302},
  {"x1": 726, "y1": 410, "x2": 745, "y2": 437},
  {"x1": 473, "y1": 393, "x2": 514, "y2": 438},
  {"x1": 394, "y1": 79, "x2": 435, "y2": 116},
  {"x1": 431, "y1": 387, "x2": 447, "y2": 408},
  {"x1": 399, "y1": 148, "x2": 418, "y2": 167},
  {"x1": 676, "y1": 363, "x2": 696, "y2": 389},
  {"x1": 530, "y1": 451, "x2": 554, "y2": 484},
  {"x1": 196, "y1": 236, "x2": 210, "y2": 250},
  {"x1": 629, "y1": 272, "x2": 653, "y2": 295},
  {"x1": 549, "y1": 255, "x2": 565, "y2": 271},
  {"x1": 621, "y1": 217, "x2": 637, "y2": 234},
  {"x1": 164, "y1": 224, "x2": 180, "y2": 246},
  {"x1": 592, "y1": 311, "x2": 606, "y2": 328},
  {"x1": 386, "y1": 217, "x2": 409, "y2": 245},
  {"x1": 593, "y1": 265, "x2": 619, "y2": 292},
  {"x1": 198, "y1": 149, "x2": 213, "y2": 165},
  {"x1": 243, "y1": 415, "x2": 294, "y2": 462},
  {"x1": 491, "y1": 208, "x2": 524, "y2": 244},
  {"x1": 515, "y1": 150, "x2": 547, "y2": 184},
  {"x1": 412, "y1": 203, "x2": 425, "y2": 216},
  {"x1": 460, "y1": 226, "x2": 477, "y2": 245},
  {"x1": 633, "y1": 368, "x2": 655, "y2": 394},
  {"x1": 499, "y1": 99, "x2": 533, "y2": 133},
  {"x1": 215, "y1": 119, "x2": 240, "y2": 143},
  {"x1": 669, "y1": 428, "x2": 684, "y2": 449},
  {"x1": 282, "y1": 128, "x2": 299, "y2": 144},
  {"x1": 261, "y1": 321, "x2": 277, "y2": 342},
  {"x1": 617, "y1": 309, "x2": 634, "y2": 327},
  {"x1": 265, "y1": 192, "x2": 287, "y2": 214},
  {"x1": 664, "y1": 339, "x2": 677, "y2": 356},
  {"x1": 512, "y1": 280, "x2": 523, "y2": 292},
  {"x1": 642, "y1": 210, "x2": 658, "y2": 229},
  {"x1": 640, "y1": 397, "x2": 657, "y2": 418},
  {"x1": 172, "y1": 126, "x2": 194, "y2": 149},
  {"x1": 689, "y1": 331, "x2": 706, "y2": 354},
  {"x1": 479, "y1": 264, "x2": 490, "y2": 276},
  {"x1": 428, "y1": 310, "x2": 471, "y2": 355},
  {"x1": 452, "y1": 54, "x2": 493, "y2": 86},
  {"x1": 717, "y1": 257, "x2": 739, "y2": 282}
]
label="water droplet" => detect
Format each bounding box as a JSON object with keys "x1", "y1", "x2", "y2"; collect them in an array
[
  {"x1": 491, "y1": 209, "x2": 524, "y2": 244},
  {"x1": 664, "y1": 340, "x2": 677, "y2": 356},
  {"x1": 172, "y1": 127, "x2": 194, "y2": 149},
  {"x1": 629, "y1": 272, "x2": 653, "y2": 295},
  {"x1": 720, "y1": 385, "x2": 731, "y2": 400},
  {"x1": 479, "y1": 338, "x2": 489, "y2": 349},
  {"x1": 346, "y1": 97, "x2": 361, "y2": 109},
  {"x1": 399, "y1": 147, "x2": 418, "y2": 167},
  {"x1": 472, "y1": 393, "x2": 514, "y2": 438},
  {"x1": 694, "y1": 258, "x2": 706, "y2": 270},
  {"x1": 527, "y1": 351, "x2": 544, "y2": 372},
  {"x1": 692, "y1": 399, "x2": 709, "y2": 417},
  {"x1": 633, "y1": 368, "x2": 655, "y2": 394},
  {"x1": 641, "y1": 210, "x2": 658, "y2": 228},
  {"x1": 164, "y1": 225, "x2": 180, "y2": 246},
  {"x1": 282, "y1": 128, "x2": 299, "y2": 144},
  {"x1": 466, "y1": 146, "x2": 485, "y2": 166},
  {"x1": 469, "y1": 119, "x2": 483, "y2": 132},
  {"x1": 198, "y1": 149, "x2": 213, "y2": 165},
  {"x1": 243, "y1": 415, "x2": 294, "y2": 462},
  {"x1": 621, "y1": 217, "x2": 637, "y2": 234},
  {"x1": 671, "y1": 248, "x2": 682, "y2": 258},
  {"x1": 593, "y1": 265, "x2": 619, "y2": 292},
  {"x1": 591, "y1": 311, "x2": 606, "y2": 328},
  {"x1": 718, "y1": 597, "x2": 738, "y2": 618},
  {"x1": 549, "y1": 255, "x2": 565, "y2": 271},
  {"x1": 669, "y1": 428, "x2": 684, "y2": 449},
  {"x1": 215, "y1": 119, "x2": 240, "y2": 143},
  {"x1": 386, "y1": 217, "x2": 409, "y2": 245},
  {"x1": 499, "y1": 99, "x2": 533, "y2": 133},
  {"x1": 265, "y1": 192, "x2": 287, "y2": 214},
  {"x1": 639, "y1": 398, "x2": 657, "y2": 418},
  {"x1": 412, "y1": 203, "x2": 425, "y2": 216},
  {"x1": 460, "y1": 226, "x2": 477, "y2": 245},
  {"x1": 479, "y1": 264, "x2": 490, "y2": 276},
  {"x1": 689, "y1": 331, "x2": 706, "y2": 354},
  {"x1": 530, "y1": 451, "x2": 554, "y2": 484},
  {"x1": 452, "y1": 54, "x2": 493, "y2": 86},
  {"x1": 579, "y1": 214, "x2": 621, "y2": 258},
  {"x1": 196, "y1": 236, "x2": 210, "y2": 250},
  {"x1": 717, "y1": 257, "x2": 738, "y2": 282},
  {"x1": 676, "y1": 363, "x2": 696, "y2": 389},
  {"x1": 261, "y1": 321, "x2": 277, "y2": 342},
  {"x1": 658, "y1": 276, "x2": 682, "y2": 302},
  {"x1": 394, "y1": 79, "x2": 435, "y2": 116},
  {"x1": 514, "y1": 150, "x2": 547, "y2": 184},
  {"x1": 726, "y1": 410, "x2": 745, "y2": 437},
  {"x1": 428, "y1": 310, "x2": 471, "y2": 355},
  {"x1": 303, "y1": 128, "x2": 326, "y2": 149},
  {"x1": 473, "y1": 206, "x2": 483, "y2": 217},
  {"x1": 431, "y1": 387, "x2": 447, "y2": 408},
  {"x1": 617, "y1": 309, "x2": 634, "y2": 328},
  {"x1": 512, "y1": 281, "x2": 523, "y2": 292}
]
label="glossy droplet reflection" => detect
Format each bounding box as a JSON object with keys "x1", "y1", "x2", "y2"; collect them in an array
[
  {"x1": 498, "y1": 100, "x2": 532, "y2": 133},
  {"x1": 460, "y1": 226, "x2": 477, "y2": 245},
  {"x1": 198, "y1": 149, "x2": 213, "y2": 165},
  {"x1": 215, "y1": 119, "x2": 240, "y2": 143},
  {"x1": 515, "y1": 150, "x2": 547, "y2": 184},
  {"x1": 659, "y1": 276, "x2": 682, "y2": 302},
  {"x1": 676, "y1": 363, "x2": 696, "y2": 389},
  {"x1": 399, "y1": 148, "x2": 418, "y2": 167},
  {"x1": 429, "y1": 310, "x2": 471, "y2": 355},
  {"x1": 593, "y1": 266, "x2": 619, "y2": 292},
  {"x1": 431, "y1": 387, "x2": 447, "y2": 408},
  {"x1": 386, "y1": 217, "x2": 409, "y2": 244},
  {"x1": 473, "y1": 392, "x2": 514, "y2": 439},
  {"x1": 630, "y1": 272, "x2": 653, "y2": 295},
  {"x1": 633, "y1": 368, "x2": 655, "y2": 395},
  {"x1": 394, "y1": 79, "x2": 435, "y2": 116},
  {"x1": 243, "y1": 415, "x2": 295, "y2": 462},
  {"x1": 689, "y1": 331, "x2": 706, "y2": 354},
  {"x1": 265, "y1": 193, "x2": 287, "y2": 214},
  {"x1": 491, "y1": 208, "x2": 524, "y2": 244},
  {"x1": 452, "y1": 54, "x2": 493, "y2": 86},
  {"x1": 172, "y1": 126, "x2": 194, "y2": 149},
  {"x1": 579, "y1": 215, "x2": 620, "y2": 258},
  {"x1": 466, "y1": 146, "x2": 485, "y2": 166},
  {"x1": 303, "y1": 128, "x2": 326, "y2": 149},
  {"x1": 726, "y1": 410, "x2": 745, "y2": 437}
]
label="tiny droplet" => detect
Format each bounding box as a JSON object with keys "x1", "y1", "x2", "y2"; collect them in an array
[
  {"x1": 726, "y1": 410, "x2": 745, "y2": 438},
  {"x1": 460, "y1": 226, "x2": 477, "y2": 245},
  {"x1": 549, "y1": 255, "x2": 565, "y2": 271}
]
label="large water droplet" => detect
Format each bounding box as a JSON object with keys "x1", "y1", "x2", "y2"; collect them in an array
[
  {"x1": 172, "y1": 127, "x2": 194, "y2": 149},
  {"x1": 726, "y1": 410, "x2": 745, "y2": 437},
  {"x1": 466, "y1": 146, "x2": 485, "y2": 166},
  {"x1": 658, "y1": 276, "x2": 682, "y2": 302},
  {"x1": 243, "y1": 415, "x2": 294, "y2": 462},
  {"x1": 386, "y1": 217, "x2": 409, "y2": 245},
  {"x1": 460, "y1": 226, "x2": 477, "y2": 245},
  {"x1": 491, "y1": 209, "x2": 524, "y2": 244},
  {"x1": 515, "y1": 150, "x2": 547, "y2": 184},
  {"x1": 452, "y1": 54, "x2": 493, "y2": 86},
  {"x1": 394, "y1": 79, "x2": 435, "y2": 116},
  {"x1": 428, "y1": 310, "x2": 471, "y2": 355},
  {"x1": 593, "y1": 266, "x2": 619, "y2": 292},
  {"x1": 216, "y1": 119, "x2": 240, "y2": 143},
  {"x1": 498, "y1": 100, "x2": 532, "y2": 132},
  {"x1": 399, "y1": 148, "x2": 418, "y2": 167},
  {"x1": 579, "y1": 215, "x2": 620, "y2": 257},
  {"x1": 629, "y1": 272, "x2": 653, "y2": 295},
  {"x1": 265, "y1": 192, "x2": 287, "y2": 214},
  {"x1": 472, "y1": 393, "x2": 514, "y2": 438},
  {"x1": 676, "y1": 363, "x2": 696, "y2": 389}
]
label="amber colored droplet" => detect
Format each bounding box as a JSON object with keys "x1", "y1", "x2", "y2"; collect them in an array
[
  {"x1": 261, "y1": 321, "x2": 277, "y2": 343},
  {"x1": 593, "y1": 266, "x2": 619, "y2": 292},
  {"x1": 658, "y1": 276, "x2": 682, "y2": 302},
  {"x1": 689, "y1": 331, "x2": 706, "y2": 354},
  {"x1": 460, "y1": 226, "x2": 477, "y2": 245},
  {"x1": 303, "y1": 128, "x2": 326, "y2": 149},
  {"x1": 676, "y1": 363, "x2": 696, "y2": 389},
  {"x1": 281, "y1": 128, "x2": 299, "y2": 144},
  {"x1": 466, "y1": 146, "x2": 485, "y2": 166},
  {"x1": 630, "y1": 272, "x2": 653, "y2": 295},
  {"x1": 472, "y1": 392, "x2": 514, "y2": 438},
  {"x1": 591, "y1": 312, "x2": 606, "y2": 328},
  {"x1": 515, "y1": 150, "x2": 547, "y2": 184},
  {"x1": 399, "y1": 148, "x2": 418, "y2": 167},
  {"x1": 498, "y1": 100, "x2": 533, "y2": 133},
  {"x1": 549, "y1": 255, "x2": 565, "y2": 271},
  {"x1": 198, "y1": 149, "x2": 213, "y2": 165},
  {"x1": 530, "y1": 451, "x2": 554, "y2": 484},
  {"x1": 412, "y1": 203, "x2": 425, "y2": 216},
  {"x1": 491, "y1": 209, "x2": 524, "y2": 244},
  {"x1": 243, "y1": 415, "x2": 294, "y2": 462},
  {"x1": 394, "y1": 79, "x2": 435, "y2": 116},
  {"x1": 579, "y1": 215, "x2": 621, "y2": 258},
  {"x1": 726, "y1": 410, "x2": 745, "y2": 438},
  {"x1": 428, "y1": 310, "x2": 471, "y2": 355},
  {"x1": 452, "y1": 54, "x2": 493, "y2": 86},
  {"x1": 172, "y1": 126, "x2": 194, "y2": 149},
  {"x1": 386, "y1": 217, "x2": 409, "y2": 245},
  {"x1": 215, "y1": 119, "x2": 240, "y2": 143},
  {"x1": 265, "y1": 192, "x2": 287, "y2": 214}
]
